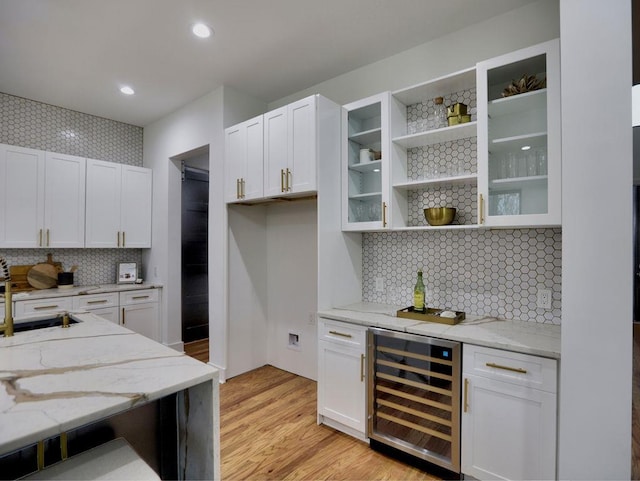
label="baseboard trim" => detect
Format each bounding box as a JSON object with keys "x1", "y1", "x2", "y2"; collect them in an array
[{"x1": 208, "y1": 362, "x2": 226, "y2": 383}]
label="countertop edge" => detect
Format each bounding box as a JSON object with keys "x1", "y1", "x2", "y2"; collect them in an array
[{"x1": 318, "y1": 305, "x2": 561, "y2": 360}]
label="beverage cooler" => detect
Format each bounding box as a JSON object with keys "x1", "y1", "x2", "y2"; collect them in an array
[{"x1": 367, "y1": 328, "x2": 461, "y2": 473}]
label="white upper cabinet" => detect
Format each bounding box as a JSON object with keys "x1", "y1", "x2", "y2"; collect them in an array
[
  {"x1": 342, "y1": 92, "x2": 390, "y2": 231},
  {"x1": 86, "y1": 159, "x2": 152, "y2": 248},
  {"x1": 0, "y1": 144, "x2": 45, "y2": 248},
  {"x1": 225, "y1": 115, "x2": 264, "y2": 203},
  {"x1": 476, "y1": 39, "x2": 561, "y2": 227},
  {"x1": 44, "y1": 152, "x2": 86, "y2": 248},
  {"x1": 0, "y1": 145, "x2": 85, "y2": 248},
  {"x1": 264, "y1": 95, "x2": 318, "y2": 197}
]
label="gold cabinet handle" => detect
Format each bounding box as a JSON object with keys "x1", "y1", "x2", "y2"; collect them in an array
[
  {"x1": 87, "y1": 299, "x2": 108, "y2": 305},
  {"x1": 122, "y1": 231, "x2": 126, "y2": 247},
  {"x1": 236, "y1": 178, "x2": 240, "y2": 199},
  {"x1": 132, "y1": 295, "x2": 150, "y2": 300},
  {"x1": 464, "y1": 377, "x2": 469, "y2": 412},
  {"x1": 382, "y1": 202, "x2": 387, "y2": 227},
  {"x1": 241, "y1": 178, "x2": 246, "y2": 198},
  {"x1": 280, "y1": 169, "x2": 286, "y2": 193},
  {"x1": 60, "y1": 432, "x2": 68, "y2": 460},
  {"x1": 122, "y1": 307, "x2": 125, "y2": 325},
  {"x1": 479, "y1": 194, "x2": 485, "y2": 225},
  {"x1": 328, "y1": 330, "x2": 352, "y2": 338},
  {"x1": 46, "y1": 228, "x2": 50, "y2": 247},
  {"x1": 34, "y1": 305, "x2": 59, "y2": 310},
  {"x1": 286, "y1": 168, "x2": 292, "y2": 192},
  {"x1": 39, "y1": 228, "x2": 43, "y2": 247},
  {"x1": 360, "y1": 353, "x2": 365, "y2": 382},
  {"x1": 37, "y1": 440, "x2": 45, "y2": 471},
  {"x1": 486, "y1": 362, "x2": 527, "y2": 374},
  {"x1": 117, "y1": 231, "x2": 121, "y2": 247}
]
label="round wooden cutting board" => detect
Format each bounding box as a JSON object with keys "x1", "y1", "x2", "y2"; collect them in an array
[{"x1": 27, "y1": 263, "x2": 58, "y2": 289}]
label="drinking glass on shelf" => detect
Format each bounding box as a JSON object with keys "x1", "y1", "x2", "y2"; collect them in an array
[
  {"x1": 526, "y1": 150, "x2": 538, "y2": 176},
  {"x1": 505, "y1": 152, "x2": 517, "y2": 178},
  {"x1": 517, "y1": 152, "x2": 528, "y2": 178},
  {"x1": 536, "y1": 149, "x2": 547, "y2": 175}
]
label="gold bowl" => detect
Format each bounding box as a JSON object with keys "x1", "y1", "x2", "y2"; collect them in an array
[{"x1": 424, "y1": 207, "x2": 456, "y2": 226}]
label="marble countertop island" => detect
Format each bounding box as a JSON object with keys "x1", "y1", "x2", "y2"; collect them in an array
[
  {"x1": 0, "y1": 312, "x2": 219, "y2": 479},
  {"x1": 318, "y1": 303, "x2": 561, "y2": 359}
]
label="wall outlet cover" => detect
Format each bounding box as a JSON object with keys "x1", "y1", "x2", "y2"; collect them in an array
[{"x1": 537, "y1": 288, "x2": 552, "y2": 310}]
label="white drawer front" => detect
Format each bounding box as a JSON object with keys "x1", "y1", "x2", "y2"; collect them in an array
[
  {"x1": 463, "y1": 344, "x2": 557, "y2": 393},
  {"x1": 319, "y1": 318, "x2": 367, "y2": 348},
  {"x1": 119, "y1": 289, "x2": 159, "y2": 306},
  {"x1": 73, "y1": 293, "x2": 119, "y2": 310},
  {"x1": 15, "y1": 297, "x2": 74, "y2": 316}
]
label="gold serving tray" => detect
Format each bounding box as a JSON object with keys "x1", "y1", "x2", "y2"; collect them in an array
[{"x1": 396, "y1": 306, "x2": 465, "y2": 325}]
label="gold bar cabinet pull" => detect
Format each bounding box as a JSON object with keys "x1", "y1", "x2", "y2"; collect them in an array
[
  {"x1": 117, "y1": 231, "x2": 121, "y2": 247},
  {"x1": 382, "y1": 202, "x2": 387, "y2": 227},
  {"x1": 236, "y1": 178, "x2": 240, "y2": 199},
  {"x1": 122, "y1": 231, "x2": 126, "y2": 247},
  {"x1": 328, "y1": 330, "x2": 352, "y2": 338},
  {"x1": 463, "y1": 378, "x2": 469, "y2": 412},
  {"x1": 360, "y1": 354, "x2": 365, "y2": 382},
  {"x1": 60, "y1": 432, "x2": 68, "y2": 460},
  {"x1": 242, "y1": 178, "x2": 246, "y2": 198},
  {"x1": 479, "y1": 194, "x2": 485, "y2": 225},
  {"x1": 485, "y1": 362, "x2": 527, "y2": 374},
  {"x1": 121, "y1": 307, "x2": 125, "y2": 325},
  {"x1": 46, "y1": 228, "x2": 50, "y2": 247},
  {"x1": 280, "y1": 169, "x2": 286, "y2": 192},
  {"x1": 39, "y1": 228, "x2": 43, "y2": 247},
  {"x1": 286, "y1": 168, "x2": 292, "y2": 191}
]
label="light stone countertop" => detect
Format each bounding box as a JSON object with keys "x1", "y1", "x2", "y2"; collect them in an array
[
  {"x1": 318, "y1": 302, "x2": 561, "y2": 359},
  {"x1": 1, "y1": 283, "x2": 163, "y2": 301},
  {"x1": 0, "y1": 312, "x2": 217, "y2": 457}
]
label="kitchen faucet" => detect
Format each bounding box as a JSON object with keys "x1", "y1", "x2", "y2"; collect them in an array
[{"x1": 0, "y1": 257, "x2": 14, "y2": 337}]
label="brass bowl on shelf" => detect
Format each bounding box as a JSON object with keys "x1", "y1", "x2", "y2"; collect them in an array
[{"x1": 424, "y1": 207, "x2": 456, "y2": 226}]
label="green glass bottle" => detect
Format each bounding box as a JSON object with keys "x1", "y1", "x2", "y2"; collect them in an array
[{"x1": 413, "y1": 269, "x2": 426, "y2": 312}]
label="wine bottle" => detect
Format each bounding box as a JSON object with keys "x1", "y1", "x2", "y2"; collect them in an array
[{"x1": 413, "y1": 269, "x2": 425, "y2": 312}]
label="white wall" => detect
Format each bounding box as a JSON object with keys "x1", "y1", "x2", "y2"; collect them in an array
[
  {"x1": 266, "y1": 200, "x2": 318, "y2": 380},
  {"x1": 558, "y1": 0, "x2": 632, "y2": 478},
  {"x1": 143, "y1": 85, "x2": 265, "y2": 376},
  {"x1": 269, "y1": 0, "x2": 560, "y2": 110}
]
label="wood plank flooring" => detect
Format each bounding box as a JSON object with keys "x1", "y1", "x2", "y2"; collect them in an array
[
  {"x1": 184, "y1": 338, "x2": 209, "y2": 363},
  {"x1": 220, "y1": 365, "x2": 442, "y2": 481}
]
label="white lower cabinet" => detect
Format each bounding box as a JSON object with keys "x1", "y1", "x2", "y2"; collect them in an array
[
  {"x1": 119, "y1": 289, "x2": 160, "y2": 341},
  {"x1": 73, "y1": 292, "x2": 120, "y2": 324},
  {"x1": 461, "y1": 344, "x2": 557, "y2": 480},
  {"x1": 317, "y1": 318, "x2": 367, "y2": 439}
]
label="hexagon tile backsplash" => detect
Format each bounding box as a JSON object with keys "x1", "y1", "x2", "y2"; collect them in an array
[{"x1": 362, "y1": 228, "x2": 562, "y2": 324}]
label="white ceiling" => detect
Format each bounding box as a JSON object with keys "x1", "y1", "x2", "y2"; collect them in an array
[{"x1": 0, "y1": 0, "x2": 535, "y2": 127}]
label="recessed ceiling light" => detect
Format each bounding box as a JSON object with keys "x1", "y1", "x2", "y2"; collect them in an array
[
  {"x1": 192, "y1": 23, "x2": 212, "y2": 38},
  {"x1": 373, "y1": 168, "x2": 381, "y2": 173},
  {"x1": 521, "y1": 145, "x2": 531, "y2": 151},
  {"x1": 120, "y1": 86, "x2": 135, "y2": 95}
]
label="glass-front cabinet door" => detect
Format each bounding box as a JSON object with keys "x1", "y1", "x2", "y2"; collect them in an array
[
  {"x1": 476, "y1": 39, "x2": 560, "y2": 227},
  {"x1": 342, "y1": 93, "x2": 390, "y2": 230}
]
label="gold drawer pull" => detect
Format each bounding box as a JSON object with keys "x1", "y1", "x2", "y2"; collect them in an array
[
  {"x1": 486, "y1": 362, "x2": 527, "y2": 374},
  {"x1": 479, "y1": 194, "x2": 485, "y2": 225},
  {"x1": 34, "y1": 305, "x2": 59, "y2": 310},
  {"x1": 328, "y1": 330, "x2": 352, "y2": 338},
  {"x1": 464, "y1": 378, "x2": 469, "y2": 412},
  {"x1": 132, "y1": 295, "x2": 150, "y2": 300},
  {"x1": 360, "y1": 353, "x2": 365, "y2": 382},
  {"x1": 87, "y1": 299, "x2": 108, "y2": 304}
]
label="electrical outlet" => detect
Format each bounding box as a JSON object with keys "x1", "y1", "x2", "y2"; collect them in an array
[
  {"x1": 537, "y1": 288, "x2": 552, "y2": 310},
  {"x1": 375, "y1": 277, "x2": 384, "y2": 292}
]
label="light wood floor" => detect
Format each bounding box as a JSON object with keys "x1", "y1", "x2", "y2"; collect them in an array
[
  {"x1": 184, "y1": 338, "x2": 209, "y2": 363},
  {"x1": 220, "y1": 365, "x2": 442, "y2": 481}
]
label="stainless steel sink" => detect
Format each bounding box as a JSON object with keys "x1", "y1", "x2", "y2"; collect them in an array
[{"x1": 14, "y1": 316, "x2": 79, "y2": 333}]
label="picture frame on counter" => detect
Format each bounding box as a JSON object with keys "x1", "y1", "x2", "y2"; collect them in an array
[{"x1": 117, "y1": 262, "x2": 138, "y2": 284}]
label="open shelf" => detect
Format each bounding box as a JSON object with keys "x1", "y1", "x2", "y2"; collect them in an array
[
  {"x1": 392, "y1": 224, "x2": 480, "y2": 231},
  {"x1": 490, "y1": 132, "x2": 546, "y2": 153},
  {"x1": 349, "y1": 160, "x2": 382, "y2": 173},
  {"x1": 393, "y1": 122, "x2": 477, "y2": 149},
  {"x1": 488, "y1": 89, "x2": 547, "y2": 117},
  {"x1": 349, "y1": 128, "x2": 382, "y2": 146},
  {"x1": 392, "y1": 67, "x2": 476, "y2": 105},
  {"x1": 393, "y1": 174, "x2": 477, "y2": 190}
]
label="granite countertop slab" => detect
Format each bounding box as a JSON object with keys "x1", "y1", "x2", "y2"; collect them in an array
[
  {"x1": 318, "y1": 302, "x2": 561, "y2": 359},
  {"x1": 1, "y1": 283, "x2": 163, "y2": 301},
  {"x1": 0, "y1": 312, "x2": 216, "y2": 456}
]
